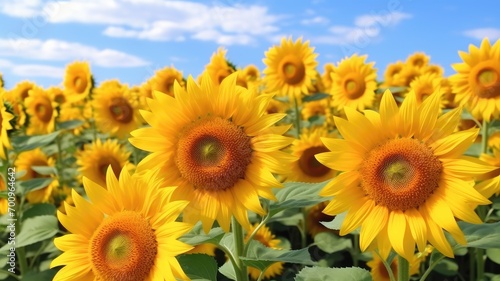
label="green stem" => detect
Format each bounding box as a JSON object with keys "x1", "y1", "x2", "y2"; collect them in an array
[
  {"x1": 481, "y1": 120, "x2": 489, "y2": 154},
  {"x1": 243, "y1": 214, "x2": 269, "y2": 256},
  {"x1": 476, "y1": 119, "x2": 489, "y2": 281},
  {"x1": 352, "y1": 233, "x2": 359, "y2": 267},
  {"x1": 232, "y1": 217, "x2": 249, "y2": 281},
  {"x1": 293, "y1": 96, "x2": 301, "y2": 138},
  {"x1": 375, "y1": 251, "x2": 396, "y2": 281},
  {"x1": 419, "y1": 254, "x2": 445, "y2": 281},
  {"x1": 397, "y1": 255, "x2": 410, "y2": 281},
  {"x1": 16, "y1": 247, "x2": 28, "y2": 275},
  {"x1": 0, "y1": 269, "x2": 21, "y2": 280}
]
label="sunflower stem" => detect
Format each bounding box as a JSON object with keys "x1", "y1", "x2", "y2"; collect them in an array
[
  {"x1": 481, "y1": 120, "x2": 489, "y2": 154},
  {"x1": 352, "y1": 233, "x2": 359, "y2": 267},
  {"x1": 419, "y1": 254, "x2": 445, "y2": 281},
  {"x1": 397, "y1": 255, "x2": 410, "y2": 281},
  {"x1": 243, "y1": 214, "x2": 269, "y2": 256},
  {"x1": 475, "y1": 119, "x2": 489, "y2": 281},
  {"x1": 293, "y1": 96, "x2": 301, "y2": 138},
  {"x1": 375, "y1": 250, "x2": 396, "y2": 281},
  {"x1": 232, "y1": 217, "x2": 249, "y2": 281}
]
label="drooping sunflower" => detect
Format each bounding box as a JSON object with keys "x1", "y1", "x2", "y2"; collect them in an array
[
  {"x1": 15, "y1": 148, "x2": 58, "y2": 204},
  {"x1": 263, "y1": 37, "x2": 318, "y2": 104},
  {"x1": 92, "y1": 82, "x2": 141, "y2": 138},
  {"x1": 149, "y1": 66, "x2": 185, "y2": 97},
  {"x1": 330, "y1": 54, "x2": 377, "y2": 111},
  {"x1": 25, "y1": 86, "x2": 58, "y2": 135},
  {"x1": 76, "y1": 139, "x2": 131, "y2": 188},
  {"x1": 306, "y1": 201, "x2": 337, "y2": 237},
  {"x1": 408, "y1": 72, "x2": 444, "y2": 106},
  {"x1": 50, "y1": 168, "x2": 193, "y2": 281},
  {"x1": 316, "y1": 90, "x2": 493, "y2": 260},
  {"x1": 245, "y1": 223, "x2": 284, "y2": 280},
  {"x1": 288, "y1": 128, "x2": 337, "y2": 183},
  {"x1": 450, "y1": 38, "x2": 500, "y2": 121},
  {"x1": 63, "y1": 61, "x2": 93, "y2": 102},
  {"x1": 243, "y1": 64, "x2": 261, "y2": 84},
  {"x1": 406, "y1": 52, "x2": 430, "y2": 69},
  {"x1": 129, "y1": 72, "x2": 295, "y2": 232},
  {"x1": 0, "y1": 93, "x2": 14, "y2": 159}
]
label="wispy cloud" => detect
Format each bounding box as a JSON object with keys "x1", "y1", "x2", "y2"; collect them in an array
[
  {"x1": 301, "y1": 16, "x2": 330, "y2": 26},
  {"x1": 0, "y1": 0, "x2": 282, "y2": 46},
  {"x1": 0, "y1": 59, "x2": 64, "y2": 79},
  {"x1": 0, "y1": 38, "x2": 149, "y2": 67},
  {"x1": 464, "y1": 28, "x2": 500, "y2": 40}
]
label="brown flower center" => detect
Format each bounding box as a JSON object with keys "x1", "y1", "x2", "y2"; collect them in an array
[
  {"x1": 342, "y1": 73, "x2": 366, "y2": 99},
  {"x1": 109, "y1": 97, "x2": 133, "y2": 124},
  {"x1": 90, "y1": 211, "x2": 157, "y2": 281},
  {"x1": 298, "y1": 146, "x2": 331, "y2": 177},
  {"x1": 471, "y1": 62, "x2": 500, "y2": 98},
  {"x1": 279, "y1": 55, "x2": 306, "y2": 85},
  {"x1": 360, "y1": 138, "x2": 442, "y2": 211},
  {"x1": 176, "y1": 116, "x2": 253, "y2": 191},
  {"x1": 73, "y1": 75, "x2": 89, "y2": 94},
  {"x1": 35, "y1": 100, "x2": 53, "y2": 123}
]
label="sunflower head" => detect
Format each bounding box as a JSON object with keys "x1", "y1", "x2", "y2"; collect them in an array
[
  {"x1": 150, "y1": 66, "x2": 185, "y2": 97},
  {"x1": 130, "y1": 71, "x2": 295, "y2": 233},
  {"x1": 423, "y1": 64, "x2": 444, "y2": 77},
  {"x1": 11, "y1": 80, "x2": 36, "y2": 103},
  {"x1": 25, "y1": 86, "x2": 58, "y2": 135},
  {"x1": 301, "y1": 98, "x2": 330, "y2": 121},
  {"x1": 51, "y1": 167, "x2": 193, "y2": 281},
  {"x1": 382, "y1": 61, "x2": 405, "y2": 87},
  {"x1": 203, "y1": 47, "x2": 236, "y2": 85},
  {"x1": 406, "y1": 52, "x2": 430, "y2": 69},
  {"x1": 0, "y1": 94, "x2": 14, "y2": 159},
  {"x1": 63, "y1": 61, "x2": 93, "y2": 102},
  {"x1": 330, "y1": 54, "x2": 377, "y2": 111},
  {"x1": 245, "y1": 223, "x2": 284, "y2": 280},
  {"x1": 316, "y1": 89, "x2": 493, "y2": 260},
  {"x1": 450, "y1": 38, "x2": 500, "y2": 121},
  {"x1": 321, "y1": 63, "x2": 335, "y2": 91},
  {"x1": 408, "y1": 72, "x2": 444, "y2": 105},
  {"x1": 263, "y1": 37, "x2": 319, "y2": 104}
]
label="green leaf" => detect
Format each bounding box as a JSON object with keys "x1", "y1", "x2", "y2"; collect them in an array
[
  {"x1": 487, "y1": 248, "x2": 500, "y2": 264},
  {"x1": 448, "y1": 221, "x2": 500, "y2": 250},
  {"x1": 433, "y1": 258, "x2": 458, "y2": 276},
  {"x1": 314, "y1": 232, "x2": 352, "y2": 254},
  {"x1": 307, "y1": 115, "x2": 326, "y2": 128},
  {"x1": 21, "y1": 268, "x2": 58, "y2": 281},
  {"x1": 464, "y1": 142, "x2": 482, "y2": 157},
  {"x1": 11, "y1": 131, "x2": 61, "y2": 152},
  {"x1": 31, "y1": 166, "x2": 57, "y2": 176},
  {"x1": 302, "y1": 93, "x2": 330, "y2": 102},
  {"x1": 295, "y1": 266, "x2": 372, "y2": 281},
  {"x1": 241, "y1": 240, "x2": 316, "y2": 271},
  {"x1": 177, "y1": 254, "x2": 218, "y2": 281},
  {"x1": 269, "y1": 181, "x2": 329, "y2": 216},
  {"x1": 218, "y1": 262, "x2": 237, "y2": 281},
  {"x1": 179, "y1": 222, "x2": 225, "y2": 246},
  {"x1": 19, "y1": 178, "x2": 54, "y2": 194},
  {"x1": 320, "y1": 212, "x2": 346, "y2": 231},
  {"x1": 0, "y1": 215, "x2": 58, "y2": 251},
  {"x1": 57, "y1": 119, "x2": 84, "y2": 130},
  {"x1": 22, "y1": 203, "x2": 56, "y2": 221}
]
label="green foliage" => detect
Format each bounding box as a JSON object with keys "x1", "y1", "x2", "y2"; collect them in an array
[
  {"x1": 302, "y1": 93, "x2": 330, "y2": 102},
  {"x1": 0, "y1": 215, "x2": 58, "y2": 251},
  {"x1": 11, "y1": 131, "x2": 60, "y2": 153},
  {"x1": 313, "y1": 232, "x2": 352, "y2": 254},
  {"x1": 178, "y1": 254, "x2": 218, "y2": 281},
  {"x1": 179, "y1": 222, "x2": 225, "y2": 246},
  {"x1": 18, "y1": 178, "x2": 54, "y2": 194},
  {"x1": 269, "y1": 181, "x2": 329, "y2": 216},
  {"x1": 295, "y1": 266, "x2": 372, "y2": 281}
]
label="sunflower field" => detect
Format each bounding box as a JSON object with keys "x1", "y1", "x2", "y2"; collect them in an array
[{"x1": 1, "y1": 36, "x2": 500, "y2": 281}]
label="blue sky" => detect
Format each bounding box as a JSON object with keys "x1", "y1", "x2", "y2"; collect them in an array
[{"x1": 0, "y1": 0, "x2": 499, "y2": 89}]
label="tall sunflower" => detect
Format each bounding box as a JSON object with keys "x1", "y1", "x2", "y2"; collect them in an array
[
  {"x1": 63, "y1": 61, "x2": 93, "y2": 102},
  {"x1": 92, "y1": 83, "x2": 141, "y2": 138},
  {"x1": 130, "y1": 72, "x2": 295, "y2": 232},
  {"x1": 150, "y1": 66, "x2": 185, "y2": 97},
  {"x1": 263, "y1": 37, "x2": 318, "y2": 104},
  {"x1": 50, "y1": 168, "x2": 193, "y2": 281},
  {"x1": 0, "y1": 93, "x2": 14, "y2": 159},
  {"x1": 316, "y1": 90, "x2": 493, "y2": 261},
  {"x1": 76, "y1": 139, "x2": 131, "y2": 188},
  {"x1": 288, "y1": 128, "x2": 337, "y2": 183},
  {"x1": 25, "y1": 86, "x2": 58, "y2": 135},
  {"x1": 450, "y1": 38, "x2": 500, "y2": 121},
  {"x1": 245, "y1": 223, "x2": 284, "y2": 280},
  {"x1": 330, "y1": 54, "x2": 377, "y2": 111}
]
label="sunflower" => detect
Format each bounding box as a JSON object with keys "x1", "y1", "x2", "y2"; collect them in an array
[
  {"x1": 10, "y1": 80, "x2": 35, "y2": 103},
  {"x1": 265, "y1": 97, "x2": 289, "y2": 115},
  {"x1": 367, "y1": 248, "x2": 426, "y2": 281},
  {"x1": 302, "y1": 99, "x2": 330, "y2": 121},
  {"x1": 63, "y1": 61, "x2": 93, "y2": 102},
  {"x1": 201, "y1": 47, "x2": 236, "y2": 85},
  {"x1": 423, "y1": 64, "x2": 444, "y2": 77},
  {"x1": 76, "y1": 139, "x2": 131, "y2": 188},
  {"x1": 47, "y1": 86, "x2": 67, "y2": 106},
  {"x1": 408, "y1": 72, "x2": 444, "y2": 106},
  {"x1": 321, "y1": 63, "x2": 335, "y2": 92},
  {"x1": 406, "y1": 52, "x2": 430, "y2": 69},
  {"x1": 450, "y1": 38, "x2": 500, "y2": 121},
  {"x1": 316, "y1": 90, "x2": 493, "y2": 261},
  {"x1": 92, "y1": 83, "x2": 141, "y2": 138},
  {"x1": 381, "y1": 61, "x2": 405, "y2": 87},
  {"x1": 25, "y1": 86, "x2": 58, "y2": 135},
  {"x1": 15, "y1": 148, "x2": 58, "y2": 204},
  {"x1": 50, "y1": 167, "x2": 193, "y2": 281},
  {"x1": 245, "y1": 223, "x2": 284, "y2": 280},
  {"x1": 3, "y1": 89, "x2": 26, "y2": 129},
  {"x1": 398, "y1": 64, "x2": 422, "y2": 87},
  {"x1": 488, "y1": 131, "x2": 500, "y2": 150},
  {"x1": 130, "y1": 72, "x2": 295, "y2": 233},
  {"x1": 288, "y1": 128, "x2": 337, "y2": 183},
  {"x1": 0, "y1": 93, "x2": 14, "y2": 159},
  {"x1": 149, "y1": 66, "x2": 185, "y2": 97},
  {"x1": 330, "y1": 54, "x2": 377, "y2": 111},
  {"x1": 306, "y1": 201, "x2": 337, "y2": 237},
  {"x1": 263, "y1": 37, "x2": 318, "y2": 104},
  {"x1": 243, "y1": 64, "x2": 261, "y2": 84},
  {"x1": 185, "y1": 243, "x2": 217, "y2": 256},
  {"x1": 0, "y1": 176, "x2": 7, "y2": 214}
]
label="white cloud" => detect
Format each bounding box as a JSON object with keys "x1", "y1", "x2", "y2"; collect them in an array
[
  {"x1": 354, "y1": 12, "x2": 412, "y2": 27},
  {"x1": 0, "y1": 58, "x2": 63, "y2": 79},
  {"x1": 464, "y1": 28, "x2": 500, "y2": 40},
  {"x1": 0, "y1": 0, "x2": 281, "y2": 46},
  {"x1": 301, "y1": 16, "x2": 329, "y2": 26},
  {"x1": 0, "y1": 38, "x2": 149, "y2": 67}
]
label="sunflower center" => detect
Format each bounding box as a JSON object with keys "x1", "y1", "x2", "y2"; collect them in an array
[
  {"x1": 470, "y1": 61, "x2": 500, "y2": 98},
  {"x1": 478, "y1": 69, "x2": 497, "y2": 87},
  {"x1": 73, "y1": 76, "x2": 88, "y2": 94},
  {"x1": 360, "y1": 138, "x2": 442, "y2": 211},
  {"x1": 176, "y1": 116, "x2": 253, "y2": 191},
  {"x1": 21, "y1": 89, "x2": 30, "y2": 100},
  {"x1": 97, "y1": 158, "x2": 122, "y2": 187},
  {"x1": 90, "y1": 211, "x2": 157, "y2": 281},
  {"x1": 35, "y1": 101, "x2": 53, "y2": 123},
  {"x1": 109, "y1": 97, "x2": 133, "y2": 124},
  {"x1": 279, "y1": 55, "x2": 306, "y2": 85},
  {"x1": 298, "y1": 146, "x2": 331, "y2": 177},
  {"x1": 54, "y1": 93, "x2": 66, "y2": 104},
  {"x1": 342, "y1": 73, "x2": 366, "y2": 99}
]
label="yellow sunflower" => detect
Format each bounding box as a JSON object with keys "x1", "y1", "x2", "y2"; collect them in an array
[
  {"x1": 301, "y1": 98, "x2": 330, "y2": 121},
  {"x1": 186, "y1": 243, "x2": 217, "y2": 256},
  {"x1": 15, "y1": 148, "x2": 58, "y2": 204},
  {"x1": 330, "y1": 54, "x2": 377, "y2": 111},
  {"x1": 408, "y1": 72, "x2": 445, "y2": 106},
  {"x1": 488, "y1": 131, "x2": 500, "y2": 150},
  {"x1": 321, "y1": 63, "x2": 335, "y2": 92},
  {"x1": 245, "y1": 223, "x2": 284, "y2": 280},
  {"x1": 398, "y1": 64, "x2": 422, "y2": 87},
  {"x1": 0, "y1": 93, "x2": 14, "y2": 159},
  {"x1": 423, "y1": 64, "x2": 444, "y2": 77},
  {"x1": 450, "y1": 38, "x2": 500, "y2": 121},
  {"x1": 406, "y1": 52, "x2": 430, "y2": 69},
  {"x1": 25, "y1": 86, "x2": 58, "y2": 135},
  {"x1": 63, "y1": 61, "x2": 93, "y2": 102},
  {"x1": 201, "y1": 47, "x2": 236, "y2": 85},
  {"x1": 0, "y1": 176, "x2": 7, "y2": 214},
  {"x1": 381, "y1": 61, "x2": 405, "y2": 87},
  {"x1": 316, "y1": 90, "x2": 493, "y2": 261},
  {"x1": 10, "y1": 80, "x2": 35, "y2": 103},
  {"x1": 367, "y1": 248, "x2": 425, "y2": 281},
  {"x1": 149, "y1": 66, "x2": 185, "y2": 97},
  {"x1": 50, "y1": 167, "x2": 193, "y2": 281},
  {"x1": 3, "y1": 89, "x2": 26, "y2": 129},
  {"x1": 306, "y1": 201, "x2": 337, "y2": 237},
  {"x1": 92, "y1": 83, "x2": 141, "y2": 138},
  {"x1": 243, "y1": 64, "x2": 261, "y2": 85},
  {"x1": 263, "y1": 37, "x2": 318, "y2": 104},
  {"x1": 288, "y1": 128, "x2": 337, "y2": 183},
  {"x1": 265, "y1": 97, "x2": 289, "y2": 115},
  {"x1": 76, "y1": 139, "x2": 131, "y2": 188},
  {"x1": 476, "y1": 150, "x2": 500, "y2": 198},
  {"x1": 47, "y1": 86, "x2": 67, "y2": 106},
  {"x1": 130, "y1": 72, "x2": 295, "y2": 232}
]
